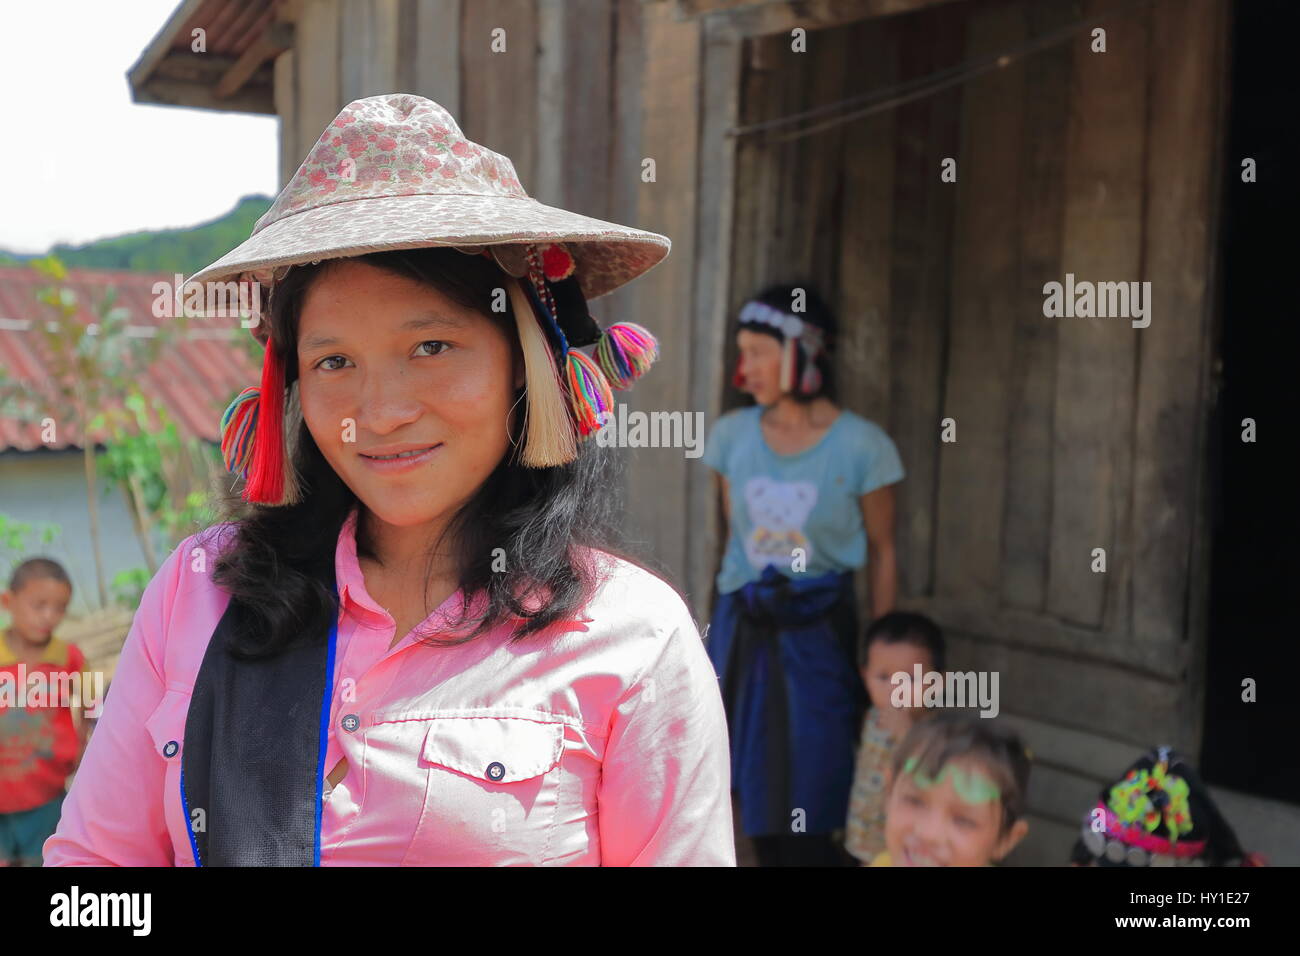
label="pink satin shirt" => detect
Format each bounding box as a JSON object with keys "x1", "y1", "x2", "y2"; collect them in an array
[{"x1": 43, "y1": 506, "x2": 736, "y2": 866}]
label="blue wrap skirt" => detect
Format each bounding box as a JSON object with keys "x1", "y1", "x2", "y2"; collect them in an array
[{"x1": 707, "y1": 565, "x2": 866, "y2": 837}]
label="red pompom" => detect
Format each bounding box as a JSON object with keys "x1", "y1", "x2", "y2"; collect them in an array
[{"x1": 539, "y1": 243, "x2": 575, "y2": 282}]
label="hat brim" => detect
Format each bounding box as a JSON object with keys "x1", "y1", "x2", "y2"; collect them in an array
[{"x1": 185, "y1": 193, "x2": 670, "y2": 311}]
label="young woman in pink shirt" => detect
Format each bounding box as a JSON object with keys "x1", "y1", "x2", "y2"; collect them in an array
[{"x1": 42, "y1": 94, "x2": 735, "y2": 867}]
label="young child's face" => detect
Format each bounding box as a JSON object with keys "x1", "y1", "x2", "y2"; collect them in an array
[
  {"x1": 862, "y1": 639, "x2": 933, "y2": 715},
  {"x1": 0, "y1": 578, "x2": 72, "y2": 644},
  {"x1": 882, "y1": 755, "x2": 1028, "y2": 867}
]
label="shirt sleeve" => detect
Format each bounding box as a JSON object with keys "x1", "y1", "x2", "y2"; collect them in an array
[
  {"x1": 43, "y1": 535, "x2": 193, "y2": 866},
  {"x1": 597, "y1": 605, "x2": 737, "y2": 866},
  {"x1": 859, "y1": 421, "x2": 906, "y2": 496}
]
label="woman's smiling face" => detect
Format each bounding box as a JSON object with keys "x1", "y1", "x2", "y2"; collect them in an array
[{"x1": 295, "y1": 259, "x2": 523, "y2": 531}]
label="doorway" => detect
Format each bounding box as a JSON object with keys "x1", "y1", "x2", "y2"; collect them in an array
[{"x1": 1201, "y1": 0, "x2": 1300, "y2": 804}]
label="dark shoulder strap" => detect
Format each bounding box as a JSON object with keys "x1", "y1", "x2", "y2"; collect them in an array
[{"x1": 182, "y1": 578, "x2": 339, "y2": 866}]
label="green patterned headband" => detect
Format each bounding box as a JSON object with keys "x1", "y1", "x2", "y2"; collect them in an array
[{"x1": 903, "y1": 755, "x2": 1002, "y2": 805}]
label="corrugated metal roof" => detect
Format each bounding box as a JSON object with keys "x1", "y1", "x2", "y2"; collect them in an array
[{"x1": 0, "y1": 266, "x2": 260, "y2": 453}]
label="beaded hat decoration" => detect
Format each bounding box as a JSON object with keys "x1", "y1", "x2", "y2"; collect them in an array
[
  {"x1": 734, "y1": 299, "x2": 827, "y2": 396},
  {"x1": 191, "y1": 94, "x2": 669, "y2": 505},
  {"x1": 1071, "y1": 747, "x2": 1263, "y2": 867}
]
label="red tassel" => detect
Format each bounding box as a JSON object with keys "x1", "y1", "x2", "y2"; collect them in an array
[
  {"x1": 244, "y1": 340, "x2": 286, "y2": 503},
  {"x1": 731, "y1": 354, "x2": 745, "y2": 389}
]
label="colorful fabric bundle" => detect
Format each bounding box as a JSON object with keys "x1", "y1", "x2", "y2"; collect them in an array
[{"x1": 1071, "y1": 747, "x2": 1264, "y2": 867}]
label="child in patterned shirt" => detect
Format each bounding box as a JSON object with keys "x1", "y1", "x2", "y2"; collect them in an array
[{"x1": 844, "y1": 611, "x2": 945, "y2": 865}]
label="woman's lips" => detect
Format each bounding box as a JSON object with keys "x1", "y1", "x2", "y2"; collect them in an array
[{"x1": 358, "y1": 443, "x2": 442, "y2": 474}]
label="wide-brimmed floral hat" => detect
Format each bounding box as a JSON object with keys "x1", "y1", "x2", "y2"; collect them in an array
[{"x1": 196, "y1": 93, "x2": 668, "y2": 505}]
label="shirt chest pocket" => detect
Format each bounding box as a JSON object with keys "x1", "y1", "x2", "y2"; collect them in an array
[{"x1": 364, "y1": 713, "x2": 567, "y2": 866}]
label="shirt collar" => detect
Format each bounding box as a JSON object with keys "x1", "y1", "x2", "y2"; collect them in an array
[
  {"x1": 0, "y1": 632, "x2": 70, "y2": 667},
  {"x1": 335, "y1": 504, "x2": 593, "y2": 636}
]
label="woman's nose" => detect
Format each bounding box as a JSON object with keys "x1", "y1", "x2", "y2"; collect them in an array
[{"x1": 355, "y1": 367, "x2": 424, "y2": 432}]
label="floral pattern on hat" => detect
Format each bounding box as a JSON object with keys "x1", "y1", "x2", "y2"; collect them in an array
[{"x1": 262, "y1": 95, "x2": 527, "y2": 230}]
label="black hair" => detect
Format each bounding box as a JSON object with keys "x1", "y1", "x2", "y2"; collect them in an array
[
  {"x1": 6, "y1": 557, "x2": 72, "y2": 595},
  {"x1": 889, "y1": 713, "x2": 1033, "y2": 836},
  {"x1": 203, "y1": 246, "x2": 659, "y2": 660},
  {"x1": 737, "y1": 282, "x2": 838, "y2": 403},
  {"x1": 860, "y1": 610, "x2": 945, "y2": 673}
]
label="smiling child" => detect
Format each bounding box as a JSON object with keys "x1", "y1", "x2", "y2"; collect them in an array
[{"x1": 874, "y1": 713, "x2": 1032, "y2": 867}]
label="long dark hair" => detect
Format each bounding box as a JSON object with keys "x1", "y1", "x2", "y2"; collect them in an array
[{"x1": 201, "y1": 247, "x2": 644, "y2": 660}]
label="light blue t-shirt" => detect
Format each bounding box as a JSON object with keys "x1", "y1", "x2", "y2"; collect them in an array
[{"x1": 702, "y1": 406, "x2": 905, "y2": 594}]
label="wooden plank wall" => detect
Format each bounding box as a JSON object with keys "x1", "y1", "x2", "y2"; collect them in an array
[
  {"x1": 723, "y1": 0, "x2": 1229, "y2": 863},
  {"x1": 273, "y1": 0, "x2": 710, "y2": 606},
  {"x1": 267, "y1": 0, "x2": 1236, "y2": 862}
]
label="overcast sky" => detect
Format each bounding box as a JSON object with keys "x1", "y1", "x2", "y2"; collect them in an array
[{"x1": 0, "y1": 0, "x2": 279, "y2": 253}]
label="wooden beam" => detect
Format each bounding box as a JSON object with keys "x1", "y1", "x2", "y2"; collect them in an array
[
  {"x1": 1000, "y1": 0, "x2": 1073, "y2": 612},
  {"x1": 932, "y1": 3, "x2": 1025, "y2": 610},
  {"x1": 888, "y1": 5, "x2": 962, "y2": 602},
  {"x1": 132, "y1": 77, "x2": 274, "y2": 114},
  {"x1": 688, "y1": 16, "x2": 745, "y2": 619},
  {"x1": 460, "y1": 0, "x2": 537, "y2": 193},
  {"x1": 910, "y1": 592, "x2": 1192, "y2": 679},
  {"x1": 126, "y1": 0, "x2": 209, "y2": 94},
  {"x1": 1046, "y1": 0, "x2": 1146, "y2": 629},
  {"x1": 706, "y1": 0, "x2": 966, "y2": 37},
  {"x1": 942, "y1": 628, "x2": 1186, "y2": 746},
  {"x1": 215, "y1": 21, "x2": 294, "y2": 99},
  {"x1": 1131, "y1": 0, "x2": 1224, "y2": 645},
  {"x1": 622, "y1": 0, "x2": 701, "y2": 597},
  {"x1": 295, "y1": 0, "x2": 342, "y2": 162}
]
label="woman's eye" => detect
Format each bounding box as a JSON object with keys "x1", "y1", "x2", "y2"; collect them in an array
[
  {"x1": 316, "y1": 355, "x2": 349, "y2": 371},
  {"x1": 955, "y1": 817, "x2": 977, "y2": 829},
  {"x1": 417, "y1": 340, "x2": 450, "y2": 356}
]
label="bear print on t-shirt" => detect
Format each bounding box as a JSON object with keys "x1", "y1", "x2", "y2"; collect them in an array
[{"x1": 742, "y1": 476, "x2": 819, "y2": 572}]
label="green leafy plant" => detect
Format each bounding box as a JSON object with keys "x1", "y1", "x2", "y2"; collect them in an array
[{"x1": 0, "y1": 255, "x2": 223, "y2": 609}]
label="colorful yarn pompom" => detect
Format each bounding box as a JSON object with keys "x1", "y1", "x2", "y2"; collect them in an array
[
  {"x1": 220, "y1": 386, "x2": 261, "y2": 478},
  {"x1": 595, "y1": 322, "x2": 658, "y2": 390},
  {"x1": 565, "y1": 349, "x2": 614, "y2": 438}
]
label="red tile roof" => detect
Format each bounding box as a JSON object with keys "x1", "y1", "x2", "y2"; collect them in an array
[{"x1": 0, "y1": 266, "x2": 260, "y2": 452}]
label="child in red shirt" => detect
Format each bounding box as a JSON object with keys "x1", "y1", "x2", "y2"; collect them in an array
[{"x1": 0, "y1": 557, "x2": 89, "y2": 866}]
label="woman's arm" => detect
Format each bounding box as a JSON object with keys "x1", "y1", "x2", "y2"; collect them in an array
[
  {"x1": 717, "y1": 473, "x2": 728, "y2": 535},
  {"x1": 862, "y1": 484, "x2": 899, "y2": 618},
  {"x1": 597, "y1": 609, "x2": 737, "y2": 866},
  {"x1": 43, "y1": 540, "x2": 191, "y2": 866}
]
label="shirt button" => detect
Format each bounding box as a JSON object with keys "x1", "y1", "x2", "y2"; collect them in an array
[
  {"x1": 341, "y1": 714, "x2": 360, "y2": 733},
  {"x1": 163, "y1": 741, "x2": 179, "y2": 758},
  {"x1": 486, "y1": 761, "x2": 505, "y2": 781}
]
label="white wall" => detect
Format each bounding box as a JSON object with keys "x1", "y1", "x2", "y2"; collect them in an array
[{"x1": 0, "y1": 449, "x2": 159, "y2": 619}]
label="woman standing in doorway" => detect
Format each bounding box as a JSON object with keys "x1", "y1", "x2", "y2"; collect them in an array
[{"x1": 702, "y1": 284, "x2": 904, "y2": 866}]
